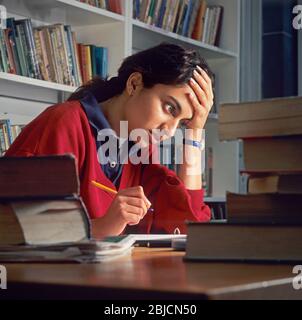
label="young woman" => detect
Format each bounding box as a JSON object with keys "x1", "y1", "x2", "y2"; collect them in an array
[{"x1": 6, "y1": 43, "x2": 214, "y2": 238}]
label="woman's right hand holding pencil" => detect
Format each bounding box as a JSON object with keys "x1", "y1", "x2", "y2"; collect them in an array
[{"x1": 91, "y1": 186, "x2": 152, "y2": 238}]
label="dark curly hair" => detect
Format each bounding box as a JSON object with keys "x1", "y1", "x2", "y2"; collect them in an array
[{"x1": 68, "y1": 42, "x2": 214, "y2": 102}]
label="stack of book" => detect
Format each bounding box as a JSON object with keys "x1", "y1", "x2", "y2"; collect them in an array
[
  {"x1": 185, "y1": 96, "x2": 302, "y2": 263},
  {"x1": 0, "y1": 119, "x2": 25, "y2": 156},
  {"x1": 0, "y1": 17, "x2": 109, "y2": 86},
  {"x1": 78, "y1": 0, "x2": 122, "y2": 15},
  {"x1": 133, "y1": 0, "x2": 223, "y2": 47},
  {"x1": 0, "y1": 155, "x2": 135, "y2": 263}
]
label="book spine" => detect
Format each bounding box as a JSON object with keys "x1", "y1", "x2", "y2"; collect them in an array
[
  {"x1": 5, "y1": 119, "x2": 13, "y2": 145},
  {"x1": 6, "y1": 18, "x2": 22, "y2": 75},
  {"x1": 41, "y1": 27, "x2": 58, "y2": 83},
  {"x1": 0, "y1": 29, "x2": 9, "y2": 73},
  {"x1": 3, "y1": 29, "x2": 17, "y2": 74},
  {"x1": 201, "y1": 7, "x2": 209, "y2": 43},
  {"x1": 177, "y1": 0, "x2": 189, "y2": 34},
  {"x1": 153, "y1": 0, "x2": 163, "y2": 26},
  {"x1": 91, "y1": 45, "x2": 97, "y2": 77},
  {"x1": 72, "y1": 33, "x2": 83, "y2": 85},
  {"x1": 157, "y1": 0, "x2": 167, "y2": 28},
  {"x1": 169, "y1": 0, "x2": 180, "y2": 33},
  {"x1": 38, "y1": 29, "x2": 51, "y2": 81},
  {"x1": 33, "y1": 29, "x2": 48, "y2": 81},
  {"x1": 0, "y1": 121, "x2": 9, "y2": 151},
  {"x1": 65, "y1": 26, "x2": 78, "y2": 87},
  {"x1": 15, "y1": 23, "x2": 31, "y2": 77},
  {"x1": 17, "y1": 20, "x2": 37, "y2": 78},
  {"x1": 14, "y1": 24, "x2": 28, "y2": 77},
  {"x1": 102, "y1": 47, "x2": 108, "y2": 78},
  {"x1": 49, "y1": 26, "x2": 64, "y2": 83},
  {"x1": 0, "y1": 47, "x2": 3, "y2": 72},
  {"x1": 55, "y1": 24, "x2": 72, "y2": 85},
  {"x1": 0, "y1": 125, "x2": 6, "y2": 155},
  {"x1": 181, "y1": 0, "x2": 193, "y2": 37},
  {"x1": 23, "y1": 19, "x2": 42, "y2": 79},
  {"x1": 144, "y1": 0, "x2": 152, "y2": 23},
  {"x1": 188, "y1": 0, "x2": 200, "y2": 38},
  {"x1": 86, "y1": 45, "x2": 92, "y2": 81}
]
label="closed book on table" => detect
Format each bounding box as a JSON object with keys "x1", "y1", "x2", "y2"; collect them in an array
[
  {"x1": 185, "y1": 221, "x2": 302, "y2": 263},
  {"x1": 219, "y1": 96, "x2": 302, "y2": 140},
  {"x1": 0, "y1": 154, "x2": 90, "y2": 245}
]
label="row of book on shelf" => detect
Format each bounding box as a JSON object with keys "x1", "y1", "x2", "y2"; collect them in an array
[
  {"x1": 0, "y1": 17, "x2": 108, "y2": 86},
  {"x1": 78, "y1": 0, "x2": 122, "y2": 14},
  {"x1": 0, "y1": 119, "x2": 24, "y2": 156},
  {"x1": 186, "y1": 96, "x2": 302, "y2": 263},
  {"x1": 133, "y1": 0, "x2": 223, "y2": 46}
]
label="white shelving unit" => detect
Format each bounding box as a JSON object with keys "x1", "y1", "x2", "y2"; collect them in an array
[{"x1": 0, "y1": 0, "x2": 240, "y2": 198}]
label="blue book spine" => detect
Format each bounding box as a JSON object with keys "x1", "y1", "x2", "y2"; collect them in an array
[
  {"x1": 133, "y1": 0, "x2": 140, "y2": 19},
  {"x1": 182, "y1": 0, "x2": 193, "y2": 37},
  {"x1": 102, "y1": 47, "x2": 108, "y2": 79},
  {"x1": 94, "y1": 47, "x2": 102, "y2": 77},
  {"x1": 91, "y1": 45, "x2": 97, "y2": 77},
  {"x1": 157, "y1": 0, "x2": 167, "y2": 28}
]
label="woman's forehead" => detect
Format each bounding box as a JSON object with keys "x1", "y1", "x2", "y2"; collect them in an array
[{"x1": 154, "y1": 83, "x2": 192, "y2": 96}]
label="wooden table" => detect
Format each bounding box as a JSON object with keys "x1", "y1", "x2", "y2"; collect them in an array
[{"x1": 1, "y1": 248, "x2": 301, "y2": 300}]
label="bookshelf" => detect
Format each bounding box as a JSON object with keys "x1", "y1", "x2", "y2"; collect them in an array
[{"x1": 0, "y1": 0, "x2": 240, "y2": 198}]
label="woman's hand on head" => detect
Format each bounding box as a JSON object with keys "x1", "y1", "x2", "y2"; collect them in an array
[{"x1": 186, "y1": 66, "x2": 214, "y2": 131}]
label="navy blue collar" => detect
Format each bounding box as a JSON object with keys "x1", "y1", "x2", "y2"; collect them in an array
[
  {"x1": 80, "y1": 91, "x2": 112, "y2": 133},
  {"x1": 80, "y1": 91, "x2": 138, "y2": 157}
]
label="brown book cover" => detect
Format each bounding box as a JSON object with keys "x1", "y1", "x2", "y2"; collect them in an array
[
  {"x1": 0, "y1": 154, "x2": 79, "y2": 199},
  {"x1": 242, "y1": 136, "x2": 302, "y2": 172},
  {"x1": 219, "y1": 96, "x2": 302, "y2": 140},
  {"x1": 226, "y1": 192, "x2": 302, "y2": 224},
  {"x1": 0, "y1": 155, "x2": 90, "y2": 245},
  {"x1": 247, "y1": 174, "x2": 302, "y2": 194},
  {"x1": 185, "y1": 221, "x2": 302, "y2": 263}
]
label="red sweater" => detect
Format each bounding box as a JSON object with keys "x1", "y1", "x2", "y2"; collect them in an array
[{"x1": 5, "y1": 100, "x2": 211, "y2": 234}]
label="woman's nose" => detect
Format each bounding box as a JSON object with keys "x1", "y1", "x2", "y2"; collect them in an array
[{"x1": 162, "y1": 121, "x2": 179, "y2": 139}]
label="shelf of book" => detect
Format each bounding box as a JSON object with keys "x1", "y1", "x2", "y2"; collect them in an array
[
  {"x1": 2, "y1": 0, "x2": 125, "y2": 26},
  {"x1": 132, "y1": 19, "x2": 238, "y2": 60},
  {"x1": 0, "y1": 72, "x2": 77, "y2": 93}
]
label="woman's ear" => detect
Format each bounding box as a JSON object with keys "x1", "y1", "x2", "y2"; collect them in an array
[{"x1": 127, "y1": 72, "x2": 143, "y2": 97}]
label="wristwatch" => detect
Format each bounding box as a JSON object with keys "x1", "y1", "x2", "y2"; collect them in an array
[{"x1": 183, "y1": 139, "x2": 203, "y2": 149}]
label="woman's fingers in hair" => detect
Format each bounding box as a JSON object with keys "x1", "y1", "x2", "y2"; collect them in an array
[
  {"x1": 197, "y1": 66, "x2": 214, "y2": 98},
  {"x1": 194, "y1": 68, "x2": 214, "y2": 102},
  {"x1": 189, "y1": 78, "x2": 212, "y2": 113}
]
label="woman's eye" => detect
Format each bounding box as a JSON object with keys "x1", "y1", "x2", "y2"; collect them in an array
[{"x1": 165, "y1": 103, "x2": 177, "y2": 117}]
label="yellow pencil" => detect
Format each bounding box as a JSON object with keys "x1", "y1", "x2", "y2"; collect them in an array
[
  {"x1": 91, "y1": 180, "x2": 117, "y2": 195},
  {"x1": 91, "y1": 180, "x2": 154, "y2": 212}
]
